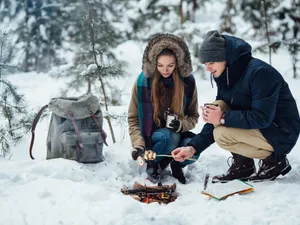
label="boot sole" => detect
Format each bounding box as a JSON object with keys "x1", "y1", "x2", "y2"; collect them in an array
[
  {"x1": 250, "y1": 164, "x2": 292, "y2": 182},
  {"x1": 212, "y1": 177, "x2": 250, "y2": 184},
  {"x1": 269, "y1": 164, "x2": 292, "y2": 181}
]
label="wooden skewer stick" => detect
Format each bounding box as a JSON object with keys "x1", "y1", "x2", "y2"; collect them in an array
[
  {"x1": 155, "y1": 154, "x2": 197, "y2": 161},
  {"x1": 137, "y1": 151, "x2": 197, "y2": 167}
]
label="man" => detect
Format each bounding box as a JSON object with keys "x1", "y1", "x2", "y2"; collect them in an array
[{"x1": 172, "y1": 30, "x2": 300, "y2": 183}]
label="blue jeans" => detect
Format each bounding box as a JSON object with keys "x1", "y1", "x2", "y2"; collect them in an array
[
  {"x1": 151, "y1": 128, "x2": 199, "y2": 167},
  {"x1": 152, "y1": 128, "x2": 180, "y2": 162}
]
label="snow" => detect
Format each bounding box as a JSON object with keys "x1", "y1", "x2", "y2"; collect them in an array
[
  {"x1": 86, "y1": 64, "x2": 98, "y2": 74},
  {"x1": 2, "y1": 36, "x2": 300, "y2": 225}
]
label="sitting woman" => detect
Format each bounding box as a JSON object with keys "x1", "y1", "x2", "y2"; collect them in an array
[{"x1": 128, "y1": 34, "x2": 199, "y2": 184}]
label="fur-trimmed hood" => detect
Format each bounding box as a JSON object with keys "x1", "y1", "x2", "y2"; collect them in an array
[{"x1": 142, "y1": 33, "x2": 193, "y2": 78}]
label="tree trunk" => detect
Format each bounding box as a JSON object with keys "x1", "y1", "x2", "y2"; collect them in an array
[
  {"x1": 292, "y1": 52, "x2": 299, "y2": 79},
  {"x1": 191, "y1": 0, "x2": 197, "y2": 22},
  {"x1": 0, "y1": 32, "x2": 4, "y2": 81},
  {"x1": 221, "y1": 0, "x2": 233, "y2": 33},
  {"x1": 293, "y1": 56, "x2": 296, "y2": 79},
  {"x1": 179, "y1": 0, "x2": 184, "y2": 25},
  {"x1": 35, "y1": 26, "x2": 40, "y2": 71},
  {"x1": 262, "y1": 0, "x2": 272, "y2": 65},
  {"x1": 23, "y1": 0, "x2": 30, "y2": 72},
  {"x1": 85, "y1": 0, "x2": 116, "y2": 143}
]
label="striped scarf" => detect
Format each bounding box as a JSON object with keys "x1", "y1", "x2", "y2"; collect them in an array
[{"x1": 137, "y1": 72, "x2": 195, "y2": 149}]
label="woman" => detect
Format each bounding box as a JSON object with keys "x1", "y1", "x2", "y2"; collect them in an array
[{"x1": 128, "y1": 34, "x2": 199, "y2": 184}]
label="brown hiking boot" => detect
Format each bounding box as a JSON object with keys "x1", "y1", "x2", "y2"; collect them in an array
[
  {"x1": 248, "y1": 156, "x2": 292, "y2": 182},
  {"x1": 212, "y1": 153, "x2": 256, "y2": 183}
]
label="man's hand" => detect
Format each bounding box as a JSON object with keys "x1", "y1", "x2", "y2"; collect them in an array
[
  {"x1": 131, "y1": 147, "x2": 145, "y2": 160},
  {"x1": 171, "y1": 146, "x2": 196, "y2": 162},
  {"x1": 168, "y1": 118, "x2": 182, "y2": 132},
  {"x1": 200, "y1": 104, "x2": 223, "y2": 125}
]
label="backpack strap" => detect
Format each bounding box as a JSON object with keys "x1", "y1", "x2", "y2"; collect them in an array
[
  {"x1": 68, "y1": 111, "x2": 84, "y2": 148},
  {"x1": 90, "y1": 111, "x2": 108, "y2": 146},
  {"x1": 29, "y1": 104, "x2": 49, "y2": 159}
]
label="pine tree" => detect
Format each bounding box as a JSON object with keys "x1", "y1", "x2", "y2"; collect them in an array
[
  {"x1": 0, "y1": 29, "x2": 33, "y2": 157},
  {"x1": 220, "y1": 0, "x2": 236, "y2": 34},
  {"x1": 126, "y1": 0, "x2": 179, "y2": 40},
  {"x1": 51, "y1": 0, "x2": 127, "y2": 100},
  {"x1": 275, "y1": 0, "x2": 300, "y2": 79},
  {"x1": 236, "y1": 0, "x2": 282, "y2": 65},
  {"x1": 50, "y1": 0, "x2": 128, "y2": 143},
  {"x1": 237, "y1": 0, "x2": 280, "y2": 37},
  {"x1": 0, "y1": 0, "x2": 65, "y2": 72},
  {"x1": 181, "y1": 0, "x2": 209, "y2": 24},
  {"x1": 20, "y1": 0, "x2": 65, "y2": 72}
]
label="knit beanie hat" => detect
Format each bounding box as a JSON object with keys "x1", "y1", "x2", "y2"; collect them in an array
[{"x1": 198, "y1": 30, "x2": 226, "y2": 63}]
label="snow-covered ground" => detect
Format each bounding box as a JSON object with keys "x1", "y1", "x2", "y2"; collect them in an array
[{"x1": 1, "y1": 40, "x2": 300, "y2": 225}]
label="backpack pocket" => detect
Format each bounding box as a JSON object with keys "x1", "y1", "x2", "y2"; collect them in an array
[{"x1": 60, "y1": 131, "x2": 104, "y2": 163}]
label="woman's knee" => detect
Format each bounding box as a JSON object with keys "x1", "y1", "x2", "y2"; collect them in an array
[{"x1": 152, "y1": 128, "x2": 180, "y2": 145}]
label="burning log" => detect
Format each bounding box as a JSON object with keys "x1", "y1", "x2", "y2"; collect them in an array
[{"x1": 121, "y1": 182, "x2": 178, "y2": 204}]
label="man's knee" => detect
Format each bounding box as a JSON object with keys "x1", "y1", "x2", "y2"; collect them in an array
[{"x1": 213, "y1": 126, "x2": 231, "y2": 147}]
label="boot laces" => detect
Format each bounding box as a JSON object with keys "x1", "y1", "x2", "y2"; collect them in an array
[
  {"x1": 226, "y1": 156, "x2": 240, "y2": 174},
  {"x1": 226, "y1": 155, "x2": 254, "y2": 174},
  {"x1": 227, "y1": 156, "x2": 234, "y2": 167},
  {"x1": 257, "y1": 159, "x2": 265, "y2": 174},
  {"x1": 257, "y1": 157, "x2": 278, "y2": 175}
]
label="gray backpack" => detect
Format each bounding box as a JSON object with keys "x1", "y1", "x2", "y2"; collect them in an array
[{"x1": 29, "y1": 93, "x2": 108, "y2": 163}]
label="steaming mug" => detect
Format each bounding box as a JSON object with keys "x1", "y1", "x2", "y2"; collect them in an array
[{"x1": 165, "y1": 111, "x2": 178, "y2": 128}]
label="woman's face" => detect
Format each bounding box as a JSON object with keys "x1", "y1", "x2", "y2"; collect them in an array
[
  {"x1": 157, "y1": 55, "x2": 176, "y2": 78},
  {"x1": 204, "y1": 61, "x2": 226, "y2": 78}
]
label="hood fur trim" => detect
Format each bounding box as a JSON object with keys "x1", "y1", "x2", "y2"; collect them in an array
[{"x1": 142, "y1": 33, "x2": 193, "y2": 78}]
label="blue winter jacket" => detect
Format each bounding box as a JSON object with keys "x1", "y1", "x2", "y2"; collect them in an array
[{"x1": 189, "y1": 35, "x2": 300, "y2": 160}]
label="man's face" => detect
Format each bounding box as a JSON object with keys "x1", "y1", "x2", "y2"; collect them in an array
[
  {"x1": 157, "y1": 55, "x2": 176, "y2": 78},
  {"x1": 204, "y1": 61, "x2": 226, "y2": 78}
]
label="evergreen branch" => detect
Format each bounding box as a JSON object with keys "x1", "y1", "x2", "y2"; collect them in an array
[
  {"x1": 0, "y1": 102, "x2": 25, "y2": 113},
  {"x1": 0, "y1": 133, "x2": 10, "y2": 157},
  {"x1": 99, "y1": 64, "x2": 125, "y2": 78},
  {"x1": 0, "y1": 29, "x2": 8, "y2": 79},
  {"x1": 0, "y1": 80, "x2": 24, "y2": 103},
  {"x1": 0, "y1": 63, "x2": 18, "y2": 69}
]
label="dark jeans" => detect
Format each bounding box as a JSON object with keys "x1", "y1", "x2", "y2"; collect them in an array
[{"x1": 151, "y1": 128, "x2": 199, "y2": 167}]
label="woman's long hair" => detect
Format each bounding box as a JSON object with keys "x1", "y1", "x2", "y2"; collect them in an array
[{"x1": 152, "y1": 49, "x2": 185, "y2": 126}]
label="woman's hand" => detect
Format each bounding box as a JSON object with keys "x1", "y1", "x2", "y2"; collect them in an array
[{"x1": 171, "y1": 146, "x2": 196, "y2": 162}]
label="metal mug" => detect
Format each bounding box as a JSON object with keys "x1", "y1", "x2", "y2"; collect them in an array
[
  {"x1": 166, "y1": 113, "x2": 178, "y2": 128},
  {"x1": 203, "y1": 103, "x2": 218, "y2": 116}
]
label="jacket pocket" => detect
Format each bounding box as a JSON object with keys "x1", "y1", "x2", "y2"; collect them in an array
[{"x1": 272, "y1": 120, "x2": 291, "y2": 136}]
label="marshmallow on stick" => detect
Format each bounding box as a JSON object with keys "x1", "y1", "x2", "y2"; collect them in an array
[{"x1": 144, "y1": 150, "x2": 156, "y2": 160}]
